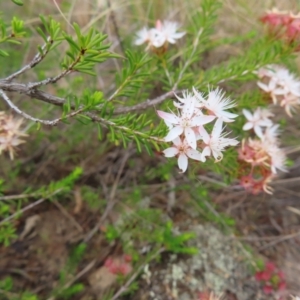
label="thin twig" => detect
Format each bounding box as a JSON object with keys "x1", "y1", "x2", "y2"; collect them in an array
[
  {"x1": 53, "y1": 0, "x2": 73, "y2": 28},
  {"x1": 28, "y1": 57, "x2": 80, "y2": 89},
  {"x1": 258, "y1": 231, "x2": 300, "y2": 251},
  {"x1": 111, "y1": 247, "x2": 164, "y2": 300},
  {"x1": 167, "y1": 176, "x2": 176, "y2": 212},
  {"x1": 173, "y1": 28, "x2": 203, "y2": 90},
  {"x1": 4, "y1": 39, "x2": 51, "y2": 82},
  {"x1": 0, "y1": 189, "x2": 62, "y2": 225},
  {"x1": 46, "y1": 259, "x2": 96, "y2": 300},
  {"x1": 86, "y1": 113, "x2": 164, "y2": 143},
  {"x1": 0, "y1": 288, "x2": 19, "y2": 299},
  {"x1": 0, "y1": 89, "x2": 85, "y2": 125},
  {"x1": 0, "y1": 89, "x2": 58, "y2": 124},
  {"x1": 113, "y1": 90, "x2": 177, "y2": 114},
  {"x1": 106, "y1": 0, "x2": 125, "y2": 54},
  {"x1": 0, "y1": 80, "x2": 176, "y2": 115},
  {"x1": 0, "y1": 192, "x2": 40, "y2": 201},
  {"x1": 83, "y1": 147, "x2": 133, "y2": 243},
  {"x1": 27, "y1": 42, "x2": 84, "y2": 89},
  {"x1": 0, "y1": 81, "x2": 66, "y2": 106},
  {"x1": 52, "y1": 200, "x2": 83, "y2": 232},
  {"x1": 0, "y1": 87, "x2": 165, "y2": 142}
]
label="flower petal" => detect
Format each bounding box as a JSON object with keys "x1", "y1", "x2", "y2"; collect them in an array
[
  {"x1": 243, "y1": 122, "x2": 253, "y2": 131},
  {"x1": 219, "y1": 111, "x2": 238, "y2": 122},
  {"x1": 212, "y1": 118, "x2": 223, "y2": 139},
  {"x1": 242, "y1": 109, "x2": 253, "y2": 120},
  {"x1": 178, "y1": 153, "x2": 188, "y2": 172},
  {"x1": 165, "y1": 126, "x2": 183, "y2": 141},
  {"x1": 157, "y1": 110, "x2": 179, "y2": 124},
  {"x1": 201, "y1": 146, "x2": 211, "y2": 160},
  {"x1": 254, "y1": 125, "x2": 263, "y2": 138},
  {"x1": 184, "y1": 127, "x2": 197, "y2": 149},
  {"x1": 186, "y1": 149, "x2": 204, "y2": 161},
  {"x1": 181, "y1": 97, "x2": 195, "y2": 119},
  {"x1": 212, "y1": 149, "x2": 223, "y2": 162},
  {"x1": 257, "y1": 81, "x2": 270, "y2": 92},
  {"x1": 198, "y1": 126, "x2": 210, "y2": 144},
  {"x1": 173, "y1": 101, "x2": 184, "y2": 109},
  {"x1": 190, "y1": 115, "x2": 215, "y2": 126},
  {"x1": 163, "y1": 147, "x2": 179, "y2": 157},
  {"x1": 164, "y1": 120, "x2": 174, "y2": 130},
  {"x1": 172, "y1": 136, "x2": 182, "y2": 147}
]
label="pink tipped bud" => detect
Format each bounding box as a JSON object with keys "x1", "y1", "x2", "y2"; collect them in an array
[{"x1": 155, "y1": 20, "x2": 162, "y2": 30}]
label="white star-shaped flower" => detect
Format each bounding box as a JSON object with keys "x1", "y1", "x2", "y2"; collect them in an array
[
  {"x1": 257, "y1": 80, "x2": 286, "y2": 104},
  {"x1": 273, "y1": 68, "x2": 300, "y2": 97},
  {"x1": 193, "y1": 87, "x2": 238, "y2": 123},
  {"x1": 242, "y1": 108, "x2": 273, "y2": 137},
  {"x1": 279, "y1": 93, "x2": 300, "y2": 117},
  {"x1": 157, "y1": 95, "x2": 215, "y2": 149},
  {"x1": 199, "y1": 119, "x2": 239, "y2": 162},
  {"x1": 134, "y1": 27, "x2": 150, "y2": 46},
  {"x1": 263, "y1": 124, "x2": 280, "y2": 143},
  {"x1": 163, "y1": 137, "x2": 204, "y2": 173},
  {"x1": 260, "y1": 140, "x2": 287, "y2": 174},
  {"x1": 160, "y1": 21, "x2": 186, "y2": 44},
  {"x1": 134, "y1": 20, "x2": 185, "y2": 49}
]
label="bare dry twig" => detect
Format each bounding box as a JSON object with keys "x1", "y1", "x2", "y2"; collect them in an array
[
  {"x1": 4, "y1": 39, "x2": 52, "y2": 82},
  {"x1": 111, "y1": 247, "x2": 164, "y2": 300},
  {"x1": 0, "y1": 89, "x2": 86, "y2": 125},
  {"x1": 0, "y1": 80, "x2": 176, "y2": 116},
  {"x1": 46, "y1": 259, "x2": 96, "y2": 300},
  {"x1": 0, "y1": 189, "x2": 62, "y2": 225},
  {"x1": 83, "y1": 146, "x2": 134, "y2": 243}
]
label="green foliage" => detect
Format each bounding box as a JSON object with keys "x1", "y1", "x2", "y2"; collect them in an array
[
  {"x1": 0, "y1": 15, "x2": 26, "y2": 56},
  {"x1": 104, "y1": 207, "x2": 197, "y2": 256},
  {"x1": 58, "y1": 283, "x2": 84, "y2": 300},
  {"x1": 175, "y1": 0, "x2": 222, "y2": 88},
  {"x1": 36, "y1": 16, "x2": 63, "y2": 53},
  {"x1": 0, "y1": 276, "x2": 13, "y2": 291},
  {"x1": 0, "y1": 168, "x2": 82, "y2": 247},
  {"x1": 43, "y1": 166, "x2": 82, "y2": 195},
  {"x1": 67, "y1": 243, "x2": 87, "y2": 269},
  {"x1": 0, "y1": 223, "x2": 17, "y2": 246},
  {"x1": 0, "y1": 276, "x2": 39, "y2": 300},
  {"x1": 190, "y1": 184, "x2": 236, "y2": 228},
  {"x1": 161, "y1": 221, "x2": 198, "y2": 254},
  {"x1": 53, "y1": 244, "x2": 86, "y2": 299},
  {"x1": 255, "y1": 257, "x2": 266, "y2": 271},
  {"x1": 80, "y1": 185, "x2": 105, "y2": 211},
  {"x1": 62, "y1": 23, "x2": 117, "y2": 76},
  {"x1": 113, "y1": 50, "x2": 151, "y2": 99},
  {"x1": 11, "y1": 0, "x2": 23, "y2": 5},
  {"x1": 199, "y1": 39, "x2": 292, "y2": 87},
  {"x1": 97, "y1": 109, "x2": 168, "y2": 155}
]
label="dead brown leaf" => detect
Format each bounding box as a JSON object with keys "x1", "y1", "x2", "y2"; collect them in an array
[
  {"x1": 73, "y1": 186, "x2": 83, "y2": 215},
  {"x1": 19, "y1": 214, "x2": 41, "y2": 240},
  {"x1": 88, "y1": 265, "x2": 117, "y2": 293}
]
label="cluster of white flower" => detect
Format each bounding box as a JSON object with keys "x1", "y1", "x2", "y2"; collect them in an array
[
  {"x1": 157, "y1": 88, "x2": 239, "y2": 172},
  {"x1": 242, "y1": 108, "x2": 287, "y2": 174},
  {"x1": 239, "y1": 107, "x2": 286, "y2": 194},
  {"x1": 0, "y1": 112, "x2": 27, "y2": 160},
  {"x1": 257, "y1": 65, "x2": 300, "y2": 117},
  {"x1": 134, "y1": 20, "x2": 185, "y2": 51}
]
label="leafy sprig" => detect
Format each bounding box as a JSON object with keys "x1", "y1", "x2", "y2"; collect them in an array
[
  {"x1": 62, "y1": 23, "x2": 118, "y2": 76},
  {"x1": 110, "y1": 50, "x2": 151, "y2": 101},
  {"x1": 0, "y1": 16, "x2": 26, "y2": 56}
]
